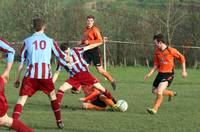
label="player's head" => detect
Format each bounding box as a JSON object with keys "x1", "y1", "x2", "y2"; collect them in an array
[
  {"x1": 153, "y1": 33, "x2": 165, "y2": 48},
  {"x1": 60, "y1": 43, "x2": 70, "y2": 56},
  {"x1": 33, "y1": 17, "x2": 45, "y2": 32},
  {"x1": 86, "y1": 15, "x2": 95, "y2": 28}
]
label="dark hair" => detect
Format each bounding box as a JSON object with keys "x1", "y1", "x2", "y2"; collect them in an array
[
  {"x1": 33, "y1": 17, "x2": 45, "y2": 31},
  {"x1": 87, "y1": 15, "x2": 95, "y2": 19},
  {"x1": 153, "y1": 33, "x2": 165, "y2": 43},
  {"x1": 60, "y1": 43, "x2": 69, "y2": 51}
]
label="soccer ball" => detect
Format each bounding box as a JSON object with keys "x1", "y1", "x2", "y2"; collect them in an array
[{"x1": 116, "y1": 99, "x2": 128, "y2": 112}]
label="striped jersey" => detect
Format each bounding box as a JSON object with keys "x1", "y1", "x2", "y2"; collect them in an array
[
  {"x1": 0, "y1": 37, "x2": 15, "y2": 62},
  {"x1": 57, "y1": 47, "x2": 89, "y2": 77},
  {"x1": 20, "y1": 32, "x2": 66, "y2": 79}
]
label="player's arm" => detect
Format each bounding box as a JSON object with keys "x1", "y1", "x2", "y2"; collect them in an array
[
  {"x1": 80, "y1": 89, "x2": 101, "y2": 102},
  {"x1": 1, "y1": 62, "x2": 13, "y2": 83},
  {"x1": 181, "y1": 62, "x2": 187, "y2": 78},
  {"x1": 51, "y1": 40, "x2": 71, "y2": 68},
  {"x1": 14, "y1": 64, "x2": 24, "y2": 88},
  {"x1": 83, "y1": 42, "x2": 103, "y2": 51},
  {"x1": 172, "y1": 49, "x2": 187, "y2": 78},
  {"x1": 0, "y1": 38, "x2": 15, "y2": 82},
  {"x1": 14, "y1": 42, "x2": 26, "y2": 88},
  {"x1": 52, "y1": 64, "x2": 62, "y2": 83},
  {"x1": 144, "y1": 53, "x2": 158, "y2": 80},
  {"x1": 144, "y1": 65, "x2": 157, "y2": 80},
  {"x1": 51, "y1": 40, "x2": 66, "y2": 60}
]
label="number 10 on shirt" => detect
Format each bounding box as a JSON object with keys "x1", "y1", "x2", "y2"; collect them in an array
[{"x1": 33, "y1": 40, "x2": 46, "y2": 50}]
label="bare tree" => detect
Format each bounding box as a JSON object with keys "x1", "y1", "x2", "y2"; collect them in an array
[{"x1": 150, "y1": 0, "x2": 186, "y2": 45}]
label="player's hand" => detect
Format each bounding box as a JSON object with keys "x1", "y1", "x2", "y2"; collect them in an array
[
  {"x1": 77, "y1": 41, "x2": 82, "y2": 46},
  {"x1": 79, "y1": 98, "x2": 86, "y2": 102},
  {"x1": 1, "y1": 75, "x2": 8, "y2": 84},
  {"x1": 182, "y1": 71, "x2": 187, "y2": 78},
  {"x1": 82, "y1": 40, "x2": 89, "y2": 45},
  {"x1": 84, "y1": 40, "x2": 89, "y2": 45},
  {"x1": 144, "y1": 74, "x2": 150, "y2": 80},
  {"x1": 14, "y1": 80, "x2": 20, "y2": 88}
]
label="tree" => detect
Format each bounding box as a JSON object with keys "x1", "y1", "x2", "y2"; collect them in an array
[{"x1": 150, "y1": 0, "x2": 186, "y2": 45}]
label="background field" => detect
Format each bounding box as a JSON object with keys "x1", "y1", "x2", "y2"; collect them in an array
[{"x1": 0, "y1": 63, "x2": 200, "y2": 132}]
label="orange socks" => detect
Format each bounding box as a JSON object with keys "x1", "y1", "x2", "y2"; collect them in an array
[
  {"x1": 99, "y1": 95, "x2": 115, "y2": 107},
  {"x1": 153, "y1": 94, "x2": 163, "y2": 112},
  {"x1": 163, "y1": 89, "x2": 174, "y2": 96},
  {"x1": 84, "y1": 103, "x2": 105, "y2": 110}
]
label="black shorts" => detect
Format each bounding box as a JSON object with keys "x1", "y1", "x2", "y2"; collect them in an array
[
  {"x1": 91, "y1": 96, "x2": 107, "y2": 107},
  {"x1": 83, "y1": 47, "x2": 102, "y2": 66},
  {"x1": 153, "y1": 72, "x2": 174, "y2": 88}
]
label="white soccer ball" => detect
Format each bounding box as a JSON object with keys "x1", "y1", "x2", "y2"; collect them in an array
[{"x1": 116, "y1": 99, "x2": 128, "y2": 112}]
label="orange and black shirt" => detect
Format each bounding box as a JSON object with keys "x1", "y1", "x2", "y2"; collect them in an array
[
  {"x1": 81, "y1": 26, "x2": 102, "y2": 45},
  {"x1": 154, "y1": 47, "x2": 185, "y2": 73}
]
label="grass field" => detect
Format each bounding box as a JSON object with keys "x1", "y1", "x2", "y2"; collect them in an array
[{"x1": 1, "y1": 63, "x2": 200, "y2": 132}]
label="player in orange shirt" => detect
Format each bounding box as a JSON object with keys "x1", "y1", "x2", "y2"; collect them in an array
[
  {"x1": 80, "y1": 85, "x2": 119, "y2": 111},
  {"x1": 79, "y1": 15, "x2": 116, "y2": 90},
  {"x1": 144, "y1": 33, "x2": 187, "y2": 114}
]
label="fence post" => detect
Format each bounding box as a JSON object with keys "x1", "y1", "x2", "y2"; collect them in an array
[{"x1": 103, "y1": 37, "x2": 108, "y2": 71}]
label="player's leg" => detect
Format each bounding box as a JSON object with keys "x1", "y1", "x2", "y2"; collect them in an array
[
  {"x1": 12, "y1": 95, "x2": 28, "y2": 119},
  {"x1": 96, "y1": 66, "x2": 116, "y2": 89},
  {"x1": 38, "y1": 78, "x2": 64, "y2": 129},
  {"x1": 99, "y1": 95, "x2": 115, "y2": 107},
  {"x1": 93, "y1": 82, "x2": 113, "y2": 99},
  {"x1": 13, "y1": 77, "x2": 35, "y2": 119},
  {"x1": 0, "y1": 114, "x2": 33, "y2": 132},
  {"x1": 95, "y1": 65, "x2": 113, "y2": 83},
  {"x1": 48, "y1": 90, "x2": 64, "y2": 129},
  {"x1": 90, "y1": 48, "x2": 116, "y2": 90},
  {"x1": 82, "y1": 103, "x2": 105, "y2": 111},
  {"x1": 56, "y1": 82, "x2": 73, "y2": 104},
  {"x1": 162, "y1": 75, "x2": 176, "y2": 101},
  {"x1": 98, "y1": 95, "x2": 120, "y2": 111},
  {"x1": 151, "y1": 81, "x2": 168, "y2": 113}
]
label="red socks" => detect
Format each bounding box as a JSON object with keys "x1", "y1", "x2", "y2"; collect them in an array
[
  {"x1": 11, "y1": 119, "x2": 34, "y2": 132},
  {"x1": 56, "y1": 90, "x2": 64, "y2": 104},
  {"x1": 51, "y1": 99, "x2": 62, "y2": 123},
  {"x1": 12, "y1": 104, "x2": 23, "y2": 119}
]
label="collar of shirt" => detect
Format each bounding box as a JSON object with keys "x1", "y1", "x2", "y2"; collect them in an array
[{"x1": 32, "y1": 32, "x2": 45, "y2": 36}]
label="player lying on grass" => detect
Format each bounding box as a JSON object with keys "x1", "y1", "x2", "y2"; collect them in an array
[
  {"x1": 144, "y1": 33, "x2": 187, "y2": 114},
  {"x1": 53, "y1": 71, "x2": 118, "y2": 111},
  {"x1": 0, "y1": 38, "x2": 33, "y2": 132},
  {"x1": 80, "y1": 85, "x2": 118, "y2": 111},
  {"x1": 53, "y1": 43, "x2": 115, "y2": 107}
]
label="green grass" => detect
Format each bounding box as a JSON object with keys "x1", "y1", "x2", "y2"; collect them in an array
[{"x1": 1, "y1": 63, "x2": 200, "y2": 132}]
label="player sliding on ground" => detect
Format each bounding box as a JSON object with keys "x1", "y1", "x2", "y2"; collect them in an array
[
  {"x1": 144, "y1": 33, "x2": 187, "y2": 114},
  {"x1": 12, "y1": 18, "x2": 65, "y2": 128},
  {"x1": 54, "y1": 43, "x2": 117, "y2": 109},
  {"x1": 53, "y1": 69, "x2": 118, "y2": 111},
  {"x1": 0, "y1": 38, "x2": 33, "y2": 132},
  {"x1": 80, "y1": 85, "x2": 118, "y2": 111}
]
